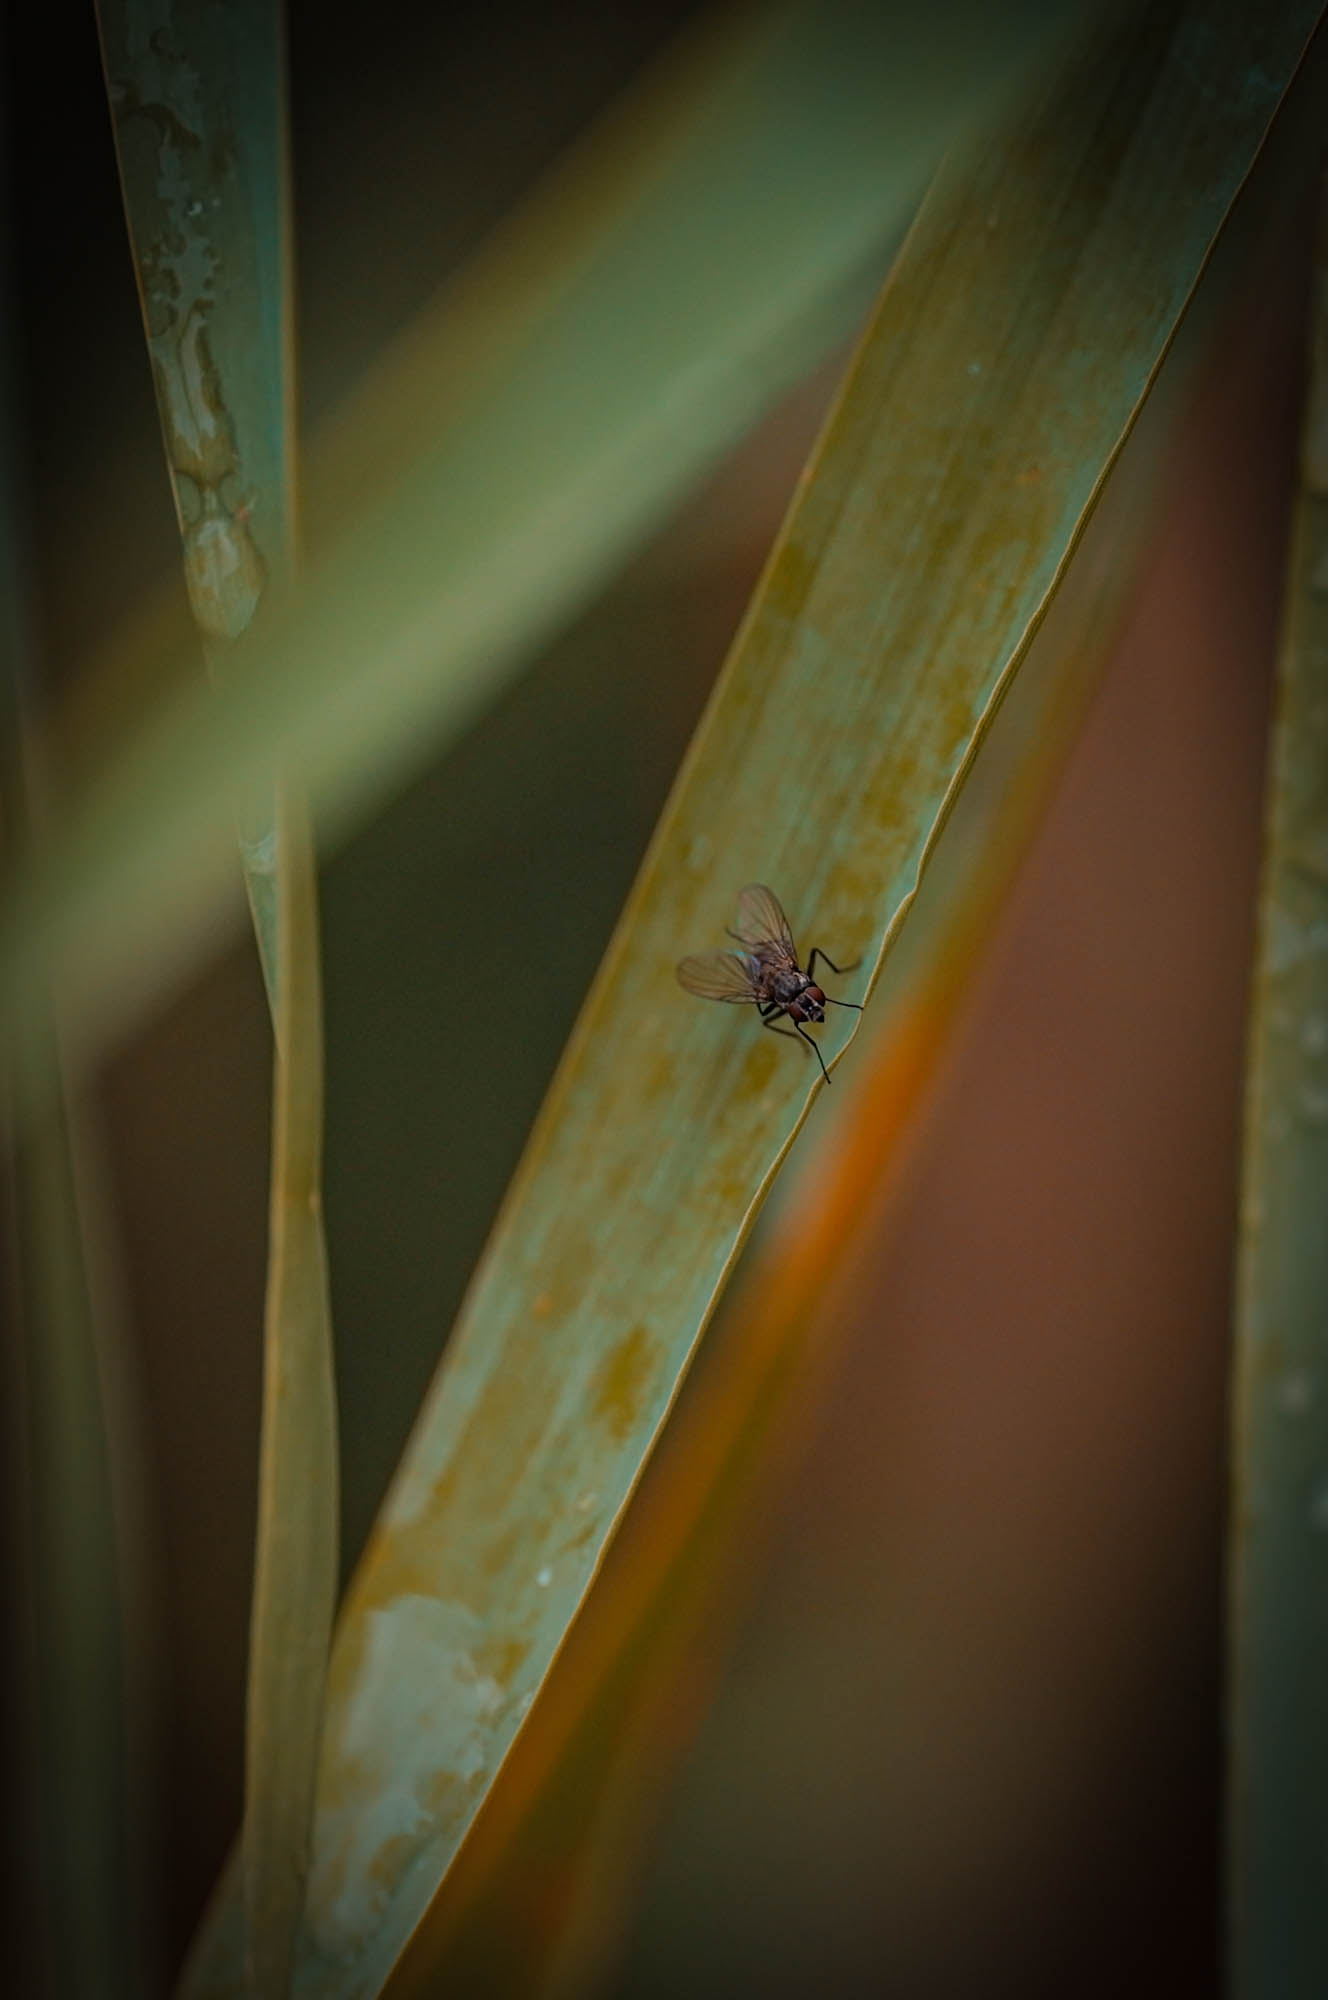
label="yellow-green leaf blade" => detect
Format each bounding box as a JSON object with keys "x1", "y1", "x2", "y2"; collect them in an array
[
  {"x1": 385, "y1": 266, "x2": 1192, "y2": 1998},
  {"x1": 182, "y1": 6, "x2": 1322, "y2": 1996}
]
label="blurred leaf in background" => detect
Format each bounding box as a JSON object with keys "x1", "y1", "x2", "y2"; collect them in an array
[
  {"x1": 1228, "y1": 168, "x2": 1328, "y2": 2000},
  {"x1": 1, "y1": 0, "x2": 1086, "y2": 1079},
  {"x1": 1, "y1": 95, "x2": 157, "y2": 2000}
]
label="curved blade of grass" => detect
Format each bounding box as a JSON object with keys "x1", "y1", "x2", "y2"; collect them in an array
[
  {"x1": 0, "y1": 262, "x2": 142, "y2": 1997},
  {"x1": 181, "y1": 7, "x2": 1322, "y2": 1996},
  {"x1": 95, "y1": 5, "x2": 339, "y2": 1992},
  {"x1": 1, "y1": 783, "x2": 135, "y2": 2000},
  {"x1": 381, "y1": 257, "x2": 1190, "y2": 2000},
  {"x1": 4, "y1": 1016, "x2": 136, "y2": 2000},
  {"x1": 0, "y1": 0, "x2": 1085, "y2": 1075},
  {"x1": 1227, "y1": 168, "x2": 1328, "y2": 2000}
]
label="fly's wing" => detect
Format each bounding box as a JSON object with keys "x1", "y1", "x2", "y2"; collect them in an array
[
  {"x1": 733, "y1": 882, "x2": 796, "y2": 959},
  {"x1": 676, "y1": 951, "x2": 760, "y2": 1003}
]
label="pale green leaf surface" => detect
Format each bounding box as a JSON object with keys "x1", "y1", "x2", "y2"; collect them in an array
[
  {"x1": 182, "y1": 7, "x2": 1321, "y2": 1996},
  {"x1": 96, "y1": 7, "x2": 339, "y2": 1994},
  {"x1": 1, "y1": 0, "x2": 1083, "y2": 1073},
  {"x1": 1228, "y1": 169, "x2": 1328, "y2": 2000}
]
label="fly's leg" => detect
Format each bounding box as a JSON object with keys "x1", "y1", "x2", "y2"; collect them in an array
[
  {"x1": 794, "y1": 1019, "x2": 832, "y2": 1084},
  {"x1": 806, "y1": 947, "x2": 860, "y2": 980},
  {"x1": 763, "y1": 1013, "x2": 831, "y2": 1084}
]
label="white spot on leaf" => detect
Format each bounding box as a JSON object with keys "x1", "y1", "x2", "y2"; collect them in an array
[{"x1": 305, "y1": 1596, "x2": 512, "y2": 1957}]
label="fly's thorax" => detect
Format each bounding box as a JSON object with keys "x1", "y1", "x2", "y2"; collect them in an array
[{"x1": 765, "y1": 965, "x2": 805, "y2": 1004}]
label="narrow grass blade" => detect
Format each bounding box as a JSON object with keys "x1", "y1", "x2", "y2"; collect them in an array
[
  {"x1": 95, "y1": 5, "x2": 339, "y2": 1991},
  {"x1": 246, "y1": 784, "x2": 340, "y2": 2000},
  {"x1": 4, "y1": 1028, "x2": 134, "y2": 2000},
  {"x1": 95, "y1": 0, "x2": 295, "y2": 1007},
  {"x1": 1227, "y1": 171, "x2": 1328, "y2": 1999},
  {"x1": 2, "y1": 0, "x2": 1086, "y2": 1073},
  {"x1": 181, "y1": 7, "x2": 1322, "y2": 1996}
]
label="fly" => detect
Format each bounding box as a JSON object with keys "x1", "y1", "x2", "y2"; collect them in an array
[{"x1": 676, "y1": 882, "x2": 863, "y2": 1085}]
